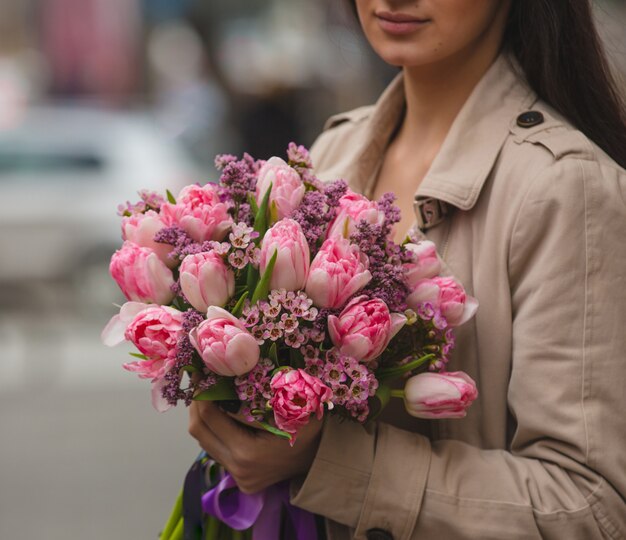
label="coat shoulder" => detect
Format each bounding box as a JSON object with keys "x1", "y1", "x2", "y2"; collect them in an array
[
  {"x1": 310, "y1": 105, "x2": 375, "y2": 180},
  {"x1": 497, "y1": 101, "x2": 626, "y2": 209}
]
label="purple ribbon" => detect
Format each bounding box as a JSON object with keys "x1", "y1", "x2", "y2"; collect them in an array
[{"x1": 201, "y1": 473, "x2": 318, "y2": 540}]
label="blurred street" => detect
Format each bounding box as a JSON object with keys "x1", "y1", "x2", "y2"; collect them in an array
[{"x1": 0, "y1": 282, "x2": 199, "y2": 540}]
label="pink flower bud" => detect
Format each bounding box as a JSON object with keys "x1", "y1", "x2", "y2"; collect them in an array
[
  {"x1": 121, "y1": 210, "x2": 175, "y2": 267},
  {"x1": 269, "y1": 368, "x2": 333, "y2": 441},
  {"x1": 407, "y1": 276, "x2": 478, "y2": 327},
  {"x1": 179, "y1": 251, "x2": 235, "y2": 312},
  {"x1": 328, "y1": 296, "x2": 406, "y2": 362},
  {"x1": 256, "y1": 157, "x2": 305, "y2": 220},
  {"x1": 189, "y1": 307, "x2": 260, "y2": 376},
  {"x1": 160, "y1": 184, "x2": 232, "y2": 242},
  {"x1": 109, "y1": 241, "x2": 175, "y2": 305},
  {"x1": 305, "y1": 237, "x2": 372, "y2": 309},
  {"x1": 120, "y1": 304, "x2": 183, "y2": 380},
  {"x1": 260, "y1": 219, "x2": 310, "y2": 291},
  {"x1": 326, "y1": 190, "x2": 386, "y2": 239},
  {"x1": 403, "y1": 371, "x2": 478, "y2": 419},
  {"x1": 403, "y1": 241, "x2": 441, "y2": 286}
]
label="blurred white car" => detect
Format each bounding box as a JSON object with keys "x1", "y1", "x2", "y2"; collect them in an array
[{"x1": 0, "y1": 105, "x2": 202, "y2": 287}]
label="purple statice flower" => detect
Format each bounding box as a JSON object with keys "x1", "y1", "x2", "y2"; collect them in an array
[
  {"x1": 286, "y1": 142, "x2": 313, "y2": 170},
  {"x1": 349, "y1": 193, "x2": 410, "y2": 312},
  {"x1": 214, "y1": 154, "x2": 238, "y2": 171},
  {"x1": 160, "y1": 310, "x2": 206, "y2": 407},
  {"x1": 154, "y1": 226, "x2": 197, "y2": 264},
  {"x1": 291, "y1": 179, "x2": 348, "y2": 250},
  {"x1": 217, "y1": 155, "x2": 259, "y2": 224},
  {"x1": 182, "y1": 309, "x2": 205, "y2": 332},
  {"x1": 291, "y1": 190, "x2": 327, "y2": 250},
  {"x1": 324, "y1": 179, "x2": 349, "y2": 210}
]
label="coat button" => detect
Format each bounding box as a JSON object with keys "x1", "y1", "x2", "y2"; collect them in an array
[
  {"x1": 366, "y1": 529, "x2": 394, "y2": 540},
  {"x1": 516, "y1": 110, "x2": 544, "y2": 128}
]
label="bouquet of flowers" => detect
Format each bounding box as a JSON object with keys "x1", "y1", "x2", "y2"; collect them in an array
[{"x1": 102, "y1": 143, "x2": 478, "y2": 539}]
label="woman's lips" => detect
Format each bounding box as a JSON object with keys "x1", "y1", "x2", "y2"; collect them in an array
[{"x1": 375, "y1": 11, "x2": 431, "y2": 35}]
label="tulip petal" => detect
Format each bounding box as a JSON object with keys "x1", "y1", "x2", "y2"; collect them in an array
[
  {"x1": 151, "y1": 379, "x2": 173, "y2": 412},
  {"x1": 101, "y1": 302, "x2": 150, "y2": 346},
  {"x1": 455, "y1": 295, "x2": 480, "y2": 327}
]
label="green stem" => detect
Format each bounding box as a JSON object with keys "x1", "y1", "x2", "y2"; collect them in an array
[
  {"x1": 204, "y1": 516, "x2": 220, "y2": 540},
  {"x1": 160, "y1": 490, "x2": 183, "y2": 539},
  {"x1": 390, "y1": 389, "x2": 405, "y2": 399},
  {"x1": 170, "y1": 518, "x2": 184, "y2": 540},
  {"x1": 377, "y1": 354, "x2": 435, "y2": 380}
]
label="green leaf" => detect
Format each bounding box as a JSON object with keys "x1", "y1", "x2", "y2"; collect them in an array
[
  {"x1": 365, "y1": 383, "x2": 392, "y2": 425},
  {"x1": 268, "y1": 342, "x2": 278, "y2": 363},
  {"x1": 193, "y1": 378, "x2": 237, "y2": 401},
  {"x1": 269, "y1": 200, "x2": 279, "y2": 226},
  {"x1": 248, "y1": 193, "x2": 259, "y2": 216},
  {"x1": 251, "y1": 249, "x2": 277, "y2": 304},
  {"x1": 376, "y1": 354, "x2": 435, "y2": 380},
  {"x1": 246, "y1": 265, "x2": 260, "y2": 293},
  {"x1": 129, "y1": 352, "x2": 148, "y2": 360},
  {"x1": 180, "y1": 365, "x2": 199, "y2": 374},
  {"x1": 231, "y1": 290, "x2": 249, "y2": 318},
  {"x1": 253, "y1": 183, "x2": 272, "y2": 241},
  {"x1": 270, "y1": 365, "x2": 292, "y2": 377},
  {"x1": 256, "y1": 421, "x2": 292, "y2": 440},
  {"x1": 166, "y1": 189, "x2": 177, "y2": 204}
]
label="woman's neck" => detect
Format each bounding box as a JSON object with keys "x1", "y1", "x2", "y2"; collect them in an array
[{"x1": 399, "y1": 47, "x2": 501, "y2": 149}]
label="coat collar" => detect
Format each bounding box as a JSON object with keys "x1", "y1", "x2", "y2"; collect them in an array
[{"x1": 350, "y1": 54, "x2": 537, "y2": 211}]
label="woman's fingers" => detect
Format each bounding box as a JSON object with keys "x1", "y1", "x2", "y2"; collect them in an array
[{"x1": 188, "y1": 401, "x2": 230, "y2": 463}]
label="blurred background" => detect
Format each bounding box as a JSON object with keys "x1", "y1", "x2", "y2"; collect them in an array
[{"x1": 0, "y1": 1, "x2": 624, "y2": 538}]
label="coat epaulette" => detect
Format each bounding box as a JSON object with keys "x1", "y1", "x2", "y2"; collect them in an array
[
  {"x1": 510, "y1": 108, "x2": 596, "y2": 162},
  {"x1": 323, "y1": 105, "x2": 374, "y2": 131}
]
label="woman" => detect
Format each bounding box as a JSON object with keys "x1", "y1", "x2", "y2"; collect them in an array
[{"x1": 188, "y1": 1, "x2": 626, "y2": 538}]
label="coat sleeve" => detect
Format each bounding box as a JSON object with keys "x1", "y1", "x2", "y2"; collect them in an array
[{"x1": 290, "y1": 156, "x2": 626, "y2": 540}]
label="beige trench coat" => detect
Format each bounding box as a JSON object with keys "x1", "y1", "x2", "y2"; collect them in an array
[{"x1": 289, "y1": 54, "x2": 626, "y2": 539}]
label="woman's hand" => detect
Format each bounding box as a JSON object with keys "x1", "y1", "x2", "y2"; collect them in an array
[{"x1": 188, "y1": 401, "x2": 323, "y2": 494}]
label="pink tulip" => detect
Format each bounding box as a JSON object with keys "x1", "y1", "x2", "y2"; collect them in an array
[
  {"x1": 121, "y1": 210, "x2": 175, "y2": 267},
  {"x1": 259, "y1": 219, "x2": 310, "y2": 291},
  {"x1": 403, "y1": 371, "x2": 478, "y2": 419},
  {"x1": 101, "y1": 302, "x2": 182, "y2": 412},
  {"x1": 305, "y1": 237, "x2": 372, "y2": 309},
  {"x1": 269, "y1": 368, "x2": 333, "y2": 440},
  {"x1": 328, "y1": 296, "x2": 406, "y2": 363},
  {"x1": 256, "y1": 157, "x2": 305, "y2": 220},
  {"x1": 121, "y1": 304, "x2": 183, "y2": 379},
  {"x1": 160, "y1": 184, "x2": 232, "y2": 242},
  {"x1": 403, "y1": 241, "x2": 441, "y2": 287},
  {"x1": 407, "y1": 276, "x2": 479, "y2": 327},
  {"x1": 109, "y1": 241, "x2": 175, "y2": 305},
  {"x1": 189, "y1": 306, "x2": 260, "y2": 376},
  {"x1": 326, "y1": 190, "x2": 386, "y2": 239},
  {"x1": 179, "y1": 251, "x2": 235, "y2": 312}
]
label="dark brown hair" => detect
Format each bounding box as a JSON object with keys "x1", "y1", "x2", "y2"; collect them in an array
[
  {"x1": 506, "y1": 1, "x2": 626, "y2": 168},
  {"x1": 346, "y1": 0, "x2": 626, "y2": 168}
]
